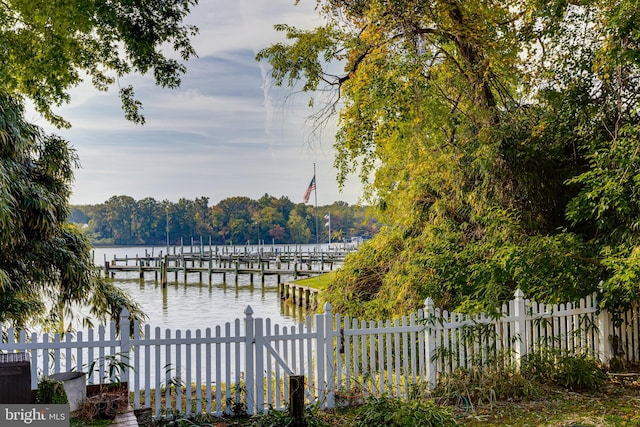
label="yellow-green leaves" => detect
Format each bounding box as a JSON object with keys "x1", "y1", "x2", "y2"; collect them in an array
[{"x1": 262, "y1": 0, "x2": 640, "y2": 317}]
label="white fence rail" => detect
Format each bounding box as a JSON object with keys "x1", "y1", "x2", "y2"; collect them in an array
[{"x1": 1, "y1": 289, "x2": 638, "y2": 417}]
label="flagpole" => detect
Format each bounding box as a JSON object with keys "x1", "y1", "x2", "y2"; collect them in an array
[{"x1": 313, "y1": 163, "x2": 319, "y2": 250}]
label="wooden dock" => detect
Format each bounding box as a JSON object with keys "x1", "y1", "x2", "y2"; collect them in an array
[
  {"x1": 278, "y1": 281, "x2": 321, "y2": 309},
  {"x1": 102, "y1": 248, "x2": 346, "y2": 287}
]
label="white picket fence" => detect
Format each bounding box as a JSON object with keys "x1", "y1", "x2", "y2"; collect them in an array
[{"x1": 1, "y1": 289, "x2": 638, "y2": 418}]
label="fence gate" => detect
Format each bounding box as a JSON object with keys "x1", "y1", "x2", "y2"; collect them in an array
[{"x1": 246, "y1": 304, "x2": 336, "y2": 414}]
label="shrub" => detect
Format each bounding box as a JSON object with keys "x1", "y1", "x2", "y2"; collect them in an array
[
  {"x1": 36, "y1": 377, "x2": 69, "y2": 405},
  {"x1": 432, "y1": 363, "x2": 539, "y2": 407},
  {"x1": 352, "y1": 396, "x2": 458, "y2": 427},
  {"x1": 248, "y1": 404, "x2": 329, "y2": 427},
  {"x1": 522, "y1": 349, "x2": 606, "y2": 392}
]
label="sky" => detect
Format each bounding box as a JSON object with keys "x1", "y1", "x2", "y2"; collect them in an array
[{"x1": 27, "y1": 0, "x2": 364, "y2": 207}]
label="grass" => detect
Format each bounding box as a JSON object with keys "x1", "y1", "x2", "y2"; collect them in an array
[
  {"x1": 457, "y1": 380, "x2": 640, "y2": 426},
  {"x1": 70, "y1": 419, "x2": 112, "y2": 427},
  {"x1": 320, "y1": 380, "x2": 640, "y2": 426},
  {"x1": 69, "y1": 378, "x2": 640, "y2": 426},
  {"x1": 292, "y1": 272, "x2": 335, "y2": 290}
]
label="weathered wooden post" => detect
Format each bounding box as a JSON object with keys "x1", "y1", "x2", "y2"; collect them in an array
[
  {"x1": 290, "y1": 375, "x2": 306, "y2": 427},
  {"x1": 161, "y1": 255, "x2": 168, "y2": 288}
]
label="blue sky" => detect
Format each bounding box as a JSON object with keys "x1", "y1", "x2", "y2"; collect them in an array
[{"x1": 28, "y1": 0, "x2": 363, "y2": 207}]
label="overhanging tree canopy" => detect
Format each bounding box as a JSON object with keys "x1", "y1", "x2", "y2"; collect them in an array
[
  {"x1": 0, "y1": 94, "x2": 144, "y2": 329},
  {"x1": 0, "y1": 0, "x2": 198, "y2": 329},
  {"x1": 1, "y1": 0, "x2": 198, "y2": 127},
  {"x1": 258, "y1": 0, "x2": 640, "y2": 319}
]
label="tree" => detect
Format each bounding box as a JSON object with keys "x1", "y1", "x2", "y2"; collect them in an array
[
  {"x1": 287, "y1": 210, "x2": 311, "y2": 243},
  {"x1": 136, "y1": 197, "x2": 164, "y2": 244},
  {"x1": 0, "y1": 94, "x2": 142, "y2": 329},
  {"x1": 256, "y1": 206, "x2": 286, "y2": 242},
  {"x1": 0, "y1": 0, "x2": 198, "y2": 127},
  {"x1": 258, "y1": 1, "x2": 640, "y2": 318},
  {"x1": 229, "y1": 218, "x2": 251, "y2": 245},
  {"x1": 75, "y1": 195, "x2": 375, "y2": 245},
  {"x1": 104, "y1": 195, "x2": 137, "y2": 245},
  {"x1": 211, "y1": 205, "x2": 229, "y2": 243},
  {"x1": 0, "y1": 0, "x2": 198, "y2": 328},
  {"x1": 85, "y1": 204, "x2": 115, "y2": 245},
  {"x1": 69, "y1": 206, "x2": 91, "y2": 225},
  {"x1": 192, "y1": 197, "x2": 213, "y2": 237}
]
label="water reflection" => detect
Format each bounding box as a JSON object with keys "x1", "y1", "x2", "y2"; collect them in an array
[
  {"x1": 98, "y1": 259, "x2": 311, "y2": 332},
  {"x1": 93, "y1": 245, "x2": 330, "y2": 336}
]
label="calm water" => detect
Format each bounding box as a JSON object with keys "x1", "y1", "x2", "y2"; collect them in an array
[{"x1": 92, "y1": 245, "x2": 323, "y2": 331}]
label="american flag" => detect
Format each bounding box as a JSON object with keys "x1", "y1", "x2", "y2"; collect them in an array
[{"x1": 303, "y1": 175, "x2": 316, "y2": 204}]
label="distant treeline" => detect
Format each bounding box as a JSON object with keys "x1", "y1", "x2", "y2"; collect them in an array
[{"x1": 70, "y1": 194, "x2": 379, "y2": 246}]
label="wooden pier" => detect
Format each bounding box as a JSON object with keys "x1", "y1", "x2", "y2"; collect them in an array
[
  {"x1": 102, "y1": 248, "x2": 346, "y2": 287},
  {"x1": 278, "y1": 281, "x2": 320, "y2": 309}
]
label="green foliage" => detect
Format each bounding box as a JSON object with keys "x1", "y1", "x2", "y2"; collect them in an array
[
  {"x1": 256, "y1": 24, "x2": 343, "y2": 93},
  {"x1": 521, "y1": 349, "x2": 607, "y2": 392},
  {"x1": 248, "y1": 404, "x2": 329, "y2": 427},
  {"x1": 259, "y1": 0, "x2": 640, "y2": 317},
  {"x1": 36, "y1": 377, "x2": 69, "y2": 405},
  {"x1": 429, "y1": 322, "x2": 540, "y2": 405},
  {"x1": 433, "y1": 364, "x2": 540, "y2": 407},
  {"x1": 86, "y1": 353, "x2": 133, "y2": 385},
  {"x1": 0, "y1": 93, "x2": 144, "y2": 329},
  {"x1": 74, "y1": 196, "x2": 377, "y2": 246},
  {"x1": 351, "y1": 396, "x2": 458, "y2": 427},
  {"x1": 325, "y1": 224, "x2": 597, "y2": 317},
  {"x1": 0, "y1": 0, "x2": 198, "y2": 127}
]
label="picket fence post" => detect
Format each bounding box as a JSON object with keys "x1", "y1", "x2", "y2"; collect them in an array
[
  {"x1": 120, "y1": 308, "x2": 131, "y2": 388},
  {"x1": 424, "y1": 298, "x2": 437, "y2": 388},
  {"x1": 244, "y1": 306, "x2": 255, "y2": 414},
  {"x1": 512, "y1": 289, "x2": 527, "y2": 365},
  {"x1": 254, "y1": 317, "x2": 265, "y2": 413},
  {"x1": 597, "y1": 307, "x2": 612, "y2": 364},
  {"x1": 314, "y1": 308, "x2": 326, "y2": 408},
  {"x1": 323, "y1": 302, "x2": 335, "y2": 409}
]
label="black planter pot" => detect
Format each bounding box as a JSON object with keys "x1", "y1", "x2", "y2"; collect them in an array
[
  {"x1": 134, "y1": 407, "x2": 153, "y2": 426},
  {"x1": 95, "y1": 398, "x2": 120, "y2": 420}
]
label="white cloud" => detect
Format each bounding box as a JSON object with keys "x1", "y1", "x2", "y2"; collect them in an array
[{"x1": 31, "y1": 0, "x2": 362, "y2": 207}]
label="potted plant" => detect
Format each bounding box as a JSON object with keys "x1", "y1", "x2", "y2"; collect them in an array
[
  {"x1": 79, "y1": 353, "x2": 131, "y2": 421},
  {"x1": 133, "y1": 406, "x2": 152, "y2": 426}
]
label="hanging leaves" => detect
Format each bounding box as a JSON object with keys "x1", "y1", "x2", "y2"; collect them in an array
[
  {"x1": 260, "y1": 1, "x2": 640, "y2": 317},
  {"x1": 0, "y1": 0, "x2": 198, "y2": 127},
  {"x1": 0, "y1": 92, "x2": 144, "y2": 330}
]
